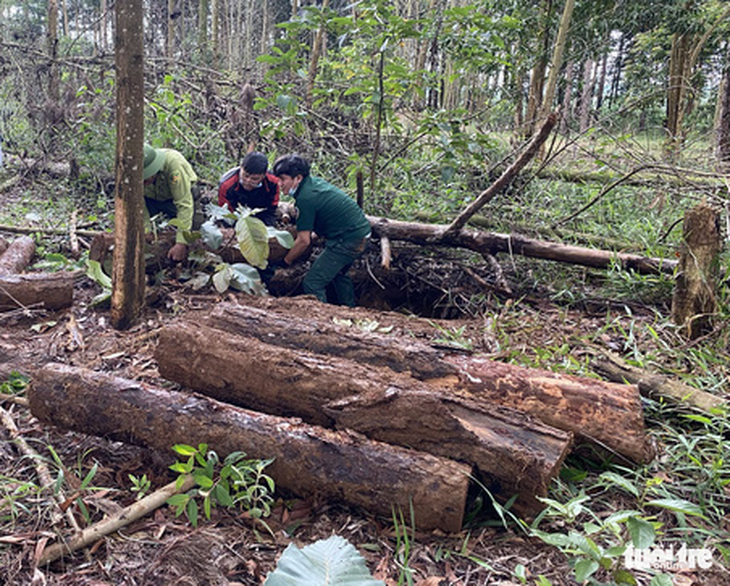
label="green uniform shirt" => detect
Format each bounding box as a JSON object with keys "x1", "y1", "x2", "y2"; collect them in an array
[
  {"x1": 294, "y1": 176, "x2": 370, "y2": 242},
  {"x1": 143, "y1": 149, "x2": 197, "y2": 244}
]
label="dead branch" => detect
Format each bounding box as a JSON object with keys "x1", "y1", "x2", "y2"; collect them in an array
[
  {"x1": 443, "y1": 112, "x2": 558, "y2": 238},
  {"x1": 38, "y1": 475, "x2": 196, "y2": 566}
]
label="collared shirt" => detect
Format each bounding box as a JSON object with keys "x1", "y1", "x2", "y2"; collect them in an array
[{"x1": 143, "y1": 149, "x2": 197, "y2": 244}]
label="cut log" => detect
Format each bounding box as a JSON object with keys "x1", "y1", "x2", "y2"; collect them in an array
[
  {"x1": 203, "y1": 302, "x2": 459, "y2": 381},
  {"x1": 29, "y1": 363, "x2": 470, "y2": 533},
  {"x1": 367, "y1": 216, "x2": 677, "y2": 276},
  {"x1": 0, "y1": 235, "x2": 36, "y2": 275},
  {"x1": 325, "y1": 389, "x2": 572, "y2": 514},
  {"x1": 0, "y1": 272, "x2": 76, "y2": 312},
  {"x1": 671, "y1": 202, "x2": 721, "y2": 339},
  {"x1": 590, "y1": 350, "x2": 725, "y2": 414},
  {"x1": 155, "y1": 321, "x2": 574, "y2": 513},
  {"x1": 447, "y1": 355, "x2": 654, "y2": 463},
  {"x1": 160, "y1": 299, "x2": 651, "y2": 464}
]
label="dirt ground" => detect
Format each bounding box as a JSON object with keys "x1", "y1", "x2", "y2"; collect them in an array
[{"x1": 1, "y1": 231, "x2": 728, "y2": 586}]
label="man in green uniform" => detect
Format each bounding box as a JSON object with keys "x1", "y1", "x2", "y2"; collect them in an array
[
  {"x1": 272, "y1": 154, "x2": 370, "y2": 306},
  {"x1": 143, "y1": 143, "x2": 198, "y2": 262}
]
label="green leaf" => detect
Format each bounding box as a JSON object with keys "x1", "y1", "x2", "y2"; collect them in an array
[
  {"x1": 194, "y1": 474, "x2": 214, "y2": 489},
  {"x1": 650, "y1": 575, "x2": 674, "y2": 586},
  {"x1": 646, "y1": 498, "x2": 706, "y2": 518},
  {"x1": 599, "y1": 472, "x2": 639, "y2": 497},
  {"x1": 86, "y1": 258, "x2": 112, "y2": 290},
  {"x1": 213, "y1": 266, "x2": 232, "y2": 293},
  {"x1": 187, "y1": 498, "x2": 199, "y2": 526},
  {"x1": 229, "y1": 263, "x2": 265, "y2": 295},
  {"x1": 170, "y1": 462, "x2": 192, "y2": 474},
  {"x1": 80, "y1": 462, "x2": 99, "y2": 490},
  {"x1": 267, "y1": 226, "x2": 295, "y2": 249},
  {"x1": 627, "y1": 516, "x2": 655, "y2": 549},
  {"x1": 264, "y1": 535, "x2": 385, "y2": 586},
  {"x1": 200, "y1": 219, "x2": 224, "y2": 250},
  {"x1": 573, "y1": 559, "x2": 599, "y2": 583},
  {"x1": 172, "y1": 444, "x2": 197, "y2": 457},
  {"x1": 215, "y1": 484, "x2": 234, "y2": 507},
  {"x1": 236, "y1": 214, "x2": 270, "y2": 268}
]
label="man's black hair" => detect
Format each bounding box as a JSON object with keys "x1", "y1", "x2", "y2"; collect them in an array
[
  {"x1": 241, "y1": 151, "x2": 269, "y2": 175},
  {"x1": 272, "y1": 154, "x2": 310, "y2": 178}
]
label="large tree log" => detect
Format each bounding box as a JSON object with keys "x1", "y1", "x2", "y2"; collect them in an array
[
  {"x1": 163, "y1": 299, "x2": 652, "y2": 464},
  {"x1": 0, "y1": 235, "x2": 36, "y2": 275},
  {"x1": 155, "y1": 321, "x2": 573, "y2": 513},
  {"x1": 29, "y1": 363, "x2": 470, "y2": 533},
  {"x1": 203, "y1": 302, "x2": 459, "y2": 381},
  {"x1": 447, "y1": 355, "x2": 654, "y2": 463},
  {"x1": 367, "y1": 216, "x2": 677, "y2": 276},
  {"x1": 0, "y1": 272, "x2": 76, "y2": 312},
  {"x1": 324, "y1": 389, "x2": 571, "y2": 514}
]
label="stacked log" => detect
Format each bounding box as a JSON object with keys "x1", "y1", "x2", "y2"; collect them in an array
[
  {"x1": 152, "y1": 300, "x2": 652, "y2": 517},
  {"x1": 0, "y1": 235, "x2": 75, "y2": 311},
  {"x1": 28, "y1": 363, "x2": 470, "y2": 533}
]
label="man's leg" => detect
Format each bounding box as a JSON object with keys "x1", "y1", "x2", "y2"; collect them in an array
[
  {"x1": 303, "y1": 245, "x2": 354, "y2": 304},
  {"x1": 303, "y1": 238, "x2": 365, "y2": 306}
]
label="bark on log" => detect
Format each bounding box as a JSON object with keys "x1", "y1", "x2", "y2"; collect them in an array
[
  {"x1": 325, "y1": 389, "x2": 572, "y2": 514},
  {"x1": 29, "y1": 363, "x2": 470, "y2": 533},
  {"x1": 447, "y1": 355, "x2": 654, "y2": 463},
  {"x1": 0, "y1": 272, "x2": 76, "y2": 312},
  {"x1": 204, "y1": 302, "x2": 459, "y2": 381},
  {"x1": 0, "y1": 238, "x2": 8, "y2": 256},
  {"x1": 156, "y1": 321, "x2": 574, "y2": 513},
  {"x1": 0, "y1": 235, "x2": 36, "y2": 275},
  {"x1": 165, "y1": 299, "x2": 651, "y2": 463},
  {"x1": 671, "y1": 203, "x2": 721, "y2": 339},
  {"x1": 367, "y1": 216, "x2": 677, "y2": 276}
]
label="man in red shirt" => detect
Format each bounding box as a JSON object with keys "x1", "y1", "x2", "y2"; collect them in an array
[{"x1": 218, "y1": 151, "x2": 279, "y2": 226}]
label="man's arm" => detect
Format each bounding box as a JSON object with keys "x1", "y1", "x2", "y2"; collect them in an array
[{"x1": 283, "y1": 230, "x2": 312, "y2": 266}]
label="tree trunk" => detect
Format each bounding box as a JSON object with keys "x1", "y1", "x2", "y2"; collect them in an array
[
  {"x1": 0, "y1": 272, "x2": 76, "y2": 312},
  {"x1": 447, "y1": 355, "x2": 654, "y2": 464},
  {"x1": 369, "y1": 215, "x2": 677, "y2": 276},
  {"x1": 716, "y1": 42, "x2": 730, "y2": 167},
  {"x1": 578, "y1": 58, "x2": 594, "y2": 133},
  {"x1": 671, "y1": 202, "x2": 721, "y2": 339},
  {"x1": 559, "y1": 60, "x2": 574, "y2": 133},
  {"x1": 0, "y1": 235, "x2": 36, "y2": 275},
  {"x1": 538, "y1": 0, "x2": 575, "y2": 125},
  {"x1": 29, "y1": 363, "x2": 470, "y2": 533},
  {"x1": 155, "y1": 319, "x2": 571, "y2": 514},
  {"x1": 112, "y1": 0, "x2": 146, "y2": 330}
]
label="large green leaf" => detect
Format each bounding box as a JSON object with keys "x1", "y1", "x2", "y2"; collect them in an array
[
  {"x1": 236, "y1": 214, "x2": 270, "y2": 269},
  {"x1": 264, "y1": 535, "x2": 385, "y2": 586}
]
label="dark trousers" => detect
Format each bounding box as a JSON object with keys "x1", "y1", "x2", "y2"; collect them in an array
[{"x1": 303, "y1": 236, "x2": 368, "y2": 306}]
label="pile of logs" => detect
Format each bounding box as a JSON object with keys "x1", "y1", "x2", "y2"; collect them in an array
[
  {"x1": 29, "y1": 296, "x2": 654, "y2": 533},
  {"x1": 0, "y1": 235, "x2": 76, "y2": 312}
]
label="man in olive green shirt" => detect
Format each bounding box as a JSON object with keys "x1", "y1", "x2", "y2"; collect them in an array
[
  {"x1": 143, "y1": 144, "x2": 198, "y2": 262},
  {"x1": 273, "y1": 154, "x2": 370, "y2": 306}
]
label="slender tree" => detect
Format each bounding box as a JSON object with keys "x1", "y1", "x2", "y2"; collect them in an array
[{"x1": 111, "y1": 0, "x2": 146, "y2": 330}]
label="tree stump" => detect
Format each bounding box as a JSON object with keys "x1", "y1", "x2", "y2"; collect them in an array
[{"x1": 671, "y1": 202, "x2": 721, "y2": 339}]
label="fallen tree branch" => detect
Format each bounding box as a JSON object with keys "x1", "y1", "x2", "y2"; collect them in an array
[
  {"x1": 368, "y1": 215, "x2": 677, "y2": 275},
  {"x1": 38, "y1": 475, "x2": 196, "y2": 565},
  {"x1": 589, "y1": 348, "x2": 726, "y2": 414},
  {"x1": 443, "y1": 112, "x2": 558, "y2": 238}
]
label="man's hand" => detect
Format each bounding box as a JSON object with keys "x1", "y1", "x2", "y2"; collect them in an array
[{"x1": 168, "y1": 242, "x2": 189, "y2": 262}]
